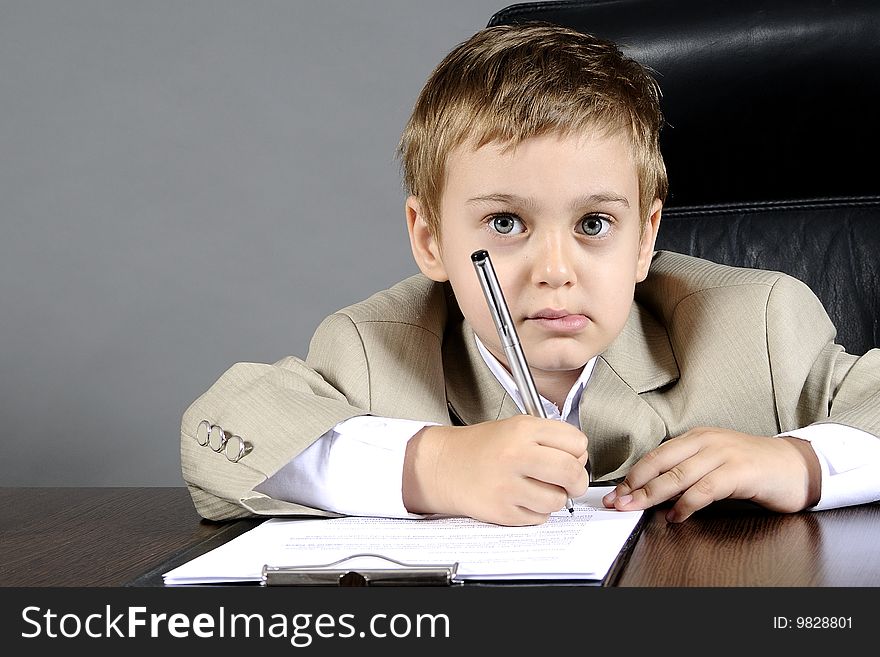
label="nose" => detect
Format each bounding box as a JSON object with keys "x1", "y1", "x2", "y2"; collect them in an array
[{"x1": 530, "y1": 230, "x2": 577, "y2": 288}]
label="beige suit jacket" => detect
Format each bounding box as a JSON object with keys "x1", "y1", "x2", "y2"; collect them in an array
[{"x1": 180, "y1": 251, "x2": 880, "y2": 520}]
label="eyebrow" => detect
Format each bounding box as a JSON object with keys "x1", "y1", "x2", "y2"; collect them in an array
[{"x1": 465, "y1": 192, "x2": 630, "y2": 210}]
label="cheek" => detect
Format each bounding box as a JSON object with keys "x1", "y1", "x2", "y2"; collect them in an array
[
  {"x1": 448, "y1": 270, "x2": 492, "y2": 330},
  {"x1": 583, "y1": 257, "x2": 638, "y2": 322}
]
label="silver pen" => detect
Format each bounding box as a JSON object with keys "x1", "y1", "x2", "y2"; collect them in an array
[{"x1": 471, "y1": 249, "x2": 575, "y2": 514}]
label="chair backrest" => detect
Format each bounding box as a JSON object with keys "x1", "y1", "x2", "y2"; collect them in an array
[{"x1": 489, "y1": 0, "x2": 880, "y2": 354}]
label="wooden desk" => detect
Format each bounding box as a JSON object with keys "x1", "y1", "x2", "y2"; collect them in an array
[
  {"x1": 2, "y1": 487, "x2": 879, "y2": 586},
  {"x1": 0, "y1": 487, "x2": 223, "y2": 586}
]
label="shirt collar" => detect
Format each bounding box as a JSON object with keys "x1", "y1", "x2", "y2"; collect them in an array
[{"x1": 474, "y1": 334, "x2": 596, "y2": 429}]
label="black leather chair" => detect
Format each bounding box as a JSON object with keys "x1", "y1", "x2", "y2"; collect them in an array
[{"x1": 489, "y1": 0, "x2": 880, "y2": 355}]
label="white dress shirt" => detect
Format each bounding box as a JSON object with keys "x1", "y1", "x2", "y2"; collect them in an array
[{"x1": 255, "y1": 335, "x2": 880, "y2": 515}]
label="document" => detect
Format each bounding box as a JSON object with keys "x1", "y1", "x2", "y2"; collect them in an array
[{"x1": 163, "y1": 486, "x2": 643, "y2": 585}]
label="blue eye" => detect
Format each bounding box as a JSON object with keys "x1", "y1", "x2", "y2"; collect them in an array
[
  {"x1": 579, "y1": 214, "x2": 610, "y2": 237},
  {"x1": 489, "y1": 214, "x2": 524, "y2": 235}
]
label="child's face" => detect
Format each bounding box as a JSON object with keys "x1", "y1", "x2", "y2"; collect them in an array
[{"x1": 408, "y1": 130, "x2": 661, "y2": 378}]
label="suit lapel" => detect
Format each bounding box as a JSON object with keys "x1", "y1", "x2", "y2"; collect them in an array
[
  {"x1": 443, "y1": 316, "x2": 519, "y2": 426},
  {"x1": 580, "y1": 303, "x2": 679, "y2": 480},
  {"x1": 578, "y1": 358, "x2": 667, "y2": 480}
]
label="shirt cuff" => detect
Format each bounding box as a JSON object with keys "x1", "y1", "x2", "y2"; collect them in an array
[
  {"x1": 256, "y1": 416, "x2": 437, "y2": 518},
  {"x1": 778, "y1": 423, "x2": 880, "y2": 511}
]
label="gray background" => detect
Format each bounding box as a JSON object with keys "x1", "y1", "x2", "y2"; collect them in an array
[{"x1": 1, "y1": 0, "x2": 510, "y2": 486}]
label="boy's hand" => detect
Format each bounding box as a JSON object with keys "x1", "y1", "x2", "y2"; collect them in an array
[
  {"x1": 602, "y1": 427, "x2": 822, "y2": 522},
  {"x1": 403, "y1": 415, "x2": 589, "y2": 526}
]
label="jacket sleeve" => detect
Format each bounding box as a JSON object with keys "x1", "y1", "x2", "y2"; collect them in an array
[
  {"x1": 180, "y1": 312, "x2": 373, "y2": 521},
  {"x1": 765, "y1": 273, "x2": 880, "y2": 437}
]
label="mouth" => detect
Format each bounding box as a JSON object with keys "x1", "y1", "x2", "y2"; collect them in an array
[{"x1": 526, "y1": 308, "x2": 589, "y2": 332}]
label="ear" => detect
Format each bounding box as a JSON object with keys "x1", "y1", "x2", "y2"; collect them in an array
[
  {"x1": 406, "y1": 196, "x2": 449, "y2": 282},
  {"x1": 635, "y1": 198, "x2": 662, "y2": 282}
]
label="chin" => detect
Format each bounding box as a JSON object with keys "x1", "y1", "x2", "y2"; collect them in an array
[
  {"x1": 533, "y1": 333, "x2": 596, "y2": 357},
  {"x1": 537, "y1": 361, "x2": 591, "y2": 375},
  {"x1": 530, "y1": 348, "x2": 595, "y2": 373}
]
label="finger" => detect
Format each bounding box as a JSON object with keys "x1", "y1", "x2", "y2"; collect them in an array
[
  {"x1": 522, "y1": 446, "x2": 589, "y2": 496},
  {"x1": 612, "y1": 434, "x2": 707, "y2": 496},
  {"x1": 614, "y1": 447, "x2": 726, "y2": 511},
  {"x1": 516, "y1": 476, "x2": 574, "y2": 515},
  {"x1": 664, "y1": 471, "x2": 737, "y2": 522},
  {"x1": 529, "y1": 420, "x2": 589, "y2": 458}
]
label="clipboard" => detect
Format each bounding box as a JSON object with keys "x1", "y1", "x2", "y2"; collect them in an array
[
  {"x1": 261, "y1": 553, "x2": 459, "y2": 587},
  {"x1": 256, "y1": 505, "x2": 649, "y2": 588},
  {"x1": 148, "y1": 486, "x2": 647, "y2": 587},
  {"x1": 257, "y1": 479, "x2": 642, "y2": 588}
]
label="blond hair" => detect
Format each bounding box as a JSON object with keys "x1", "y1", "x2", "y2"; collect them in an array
[{"x1": 398, "y1": 22, "x2": 668, "y2": 238}]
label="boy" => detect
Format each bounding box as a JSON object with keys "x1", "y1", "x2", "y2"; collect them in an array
[{"x1": 181, "y1": 23, "x2": 880, "y2": 526}]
